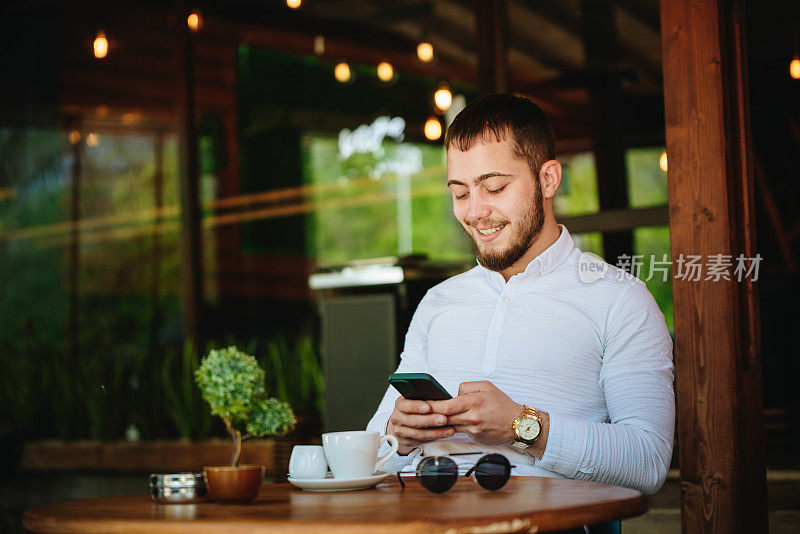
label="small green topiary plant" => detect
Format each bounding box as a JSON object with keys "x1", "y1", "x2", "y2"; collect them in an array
[{"x1": 195, "y1": 346, "x2": 296, "y2": 467}]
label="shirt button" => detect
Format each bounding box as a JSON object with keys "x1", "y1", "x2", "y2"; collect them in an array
[
  {"x1": 493, "y1": 327, "x2": 500, "y2": 335},
  {"x1": 503, "y1": 296, "x2": 511, "y2": 303}
]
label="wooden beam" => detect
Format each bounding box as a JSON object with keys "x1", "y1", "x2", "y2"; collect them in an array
[
  {"x1": 615, "y1": 0, "x2": 660, "y2": 34},
  {"x1": 661, "y1": 0, "x2": 768, "y2": 532},
  {"x1": 517, "y1": 0, "x2": 662, "y2": 81},
  {"x1": 475, "y1": 0, "x2": 509, "y2": 93},
  {"x1": 560, "y1": 205, "x2": 668, "y2": 234}
]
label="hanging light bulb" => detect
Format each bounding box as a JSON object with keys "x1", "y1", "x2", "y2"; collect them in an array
[
  {"x1": 286, "y1": 0, "x2": 302, "y2": 9},
  {"x1": 68, "y1": 130, "x2": 81, "y2": 145},
  {"x1": 424, "y1": 116, "x2": 442, "y2": 141},
  {"x1": 790, "y1": 55, "x2": 800, "y2": 80},
  {"x1": 659, "y1": 151, "x2": 668, "y2": 173},
  {"x1": 434, "y1": 83, "x2": 452, "y2": 111},
  {"x1": 93, "y1": 31, "x2": 108, "y2": 59},
  {"x1": 377, "y1": 61, "x2": 394, "y2": 82},
  {"x1": 334, "y1": 62, "x2": 351, "y2": 83},
  {"x1": 417, "y1": 42, "x2": 434, "y2": 63},
  {"x1": 86, "y1": 133, "x2": 100, "y2": 147},
  {"x1": 187, "y1": 10, "x2": 203, "y2": 33}
]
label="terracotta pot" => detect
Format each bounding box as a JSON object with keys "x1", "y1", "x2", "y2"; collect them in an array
[{"x1": 202, "y1": 465, "x2": 264, "y2": 503}]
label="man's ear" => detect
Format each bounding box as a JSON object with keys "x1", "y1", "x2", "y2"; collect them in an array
[{"x1": 538, "y1": 160, "x2": 562, "y2": 199}]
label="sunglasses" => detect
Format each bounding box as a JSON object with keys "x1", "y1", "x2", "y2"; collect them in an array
[{"x1": 396, "y1": 453, "x2": 515, "y2": 493}]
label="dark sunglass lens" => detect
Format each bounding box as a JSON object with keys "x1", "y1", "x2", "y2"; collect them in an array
[
  {"x1": 417, "y1": 457, "x2": 459, "y2": 494},
  {"x1": 474, "y1": 454, "x2": 511, "y2": 491}
]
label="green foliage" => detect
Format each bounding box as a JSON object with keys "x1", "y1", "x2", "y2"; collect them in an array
[
  {"x1": 257, "y1": 333, "x2": 325, "y2": 418},
  {"x1": 194, "y1": 346, "x2": 295, "y2": 437},
  {"x1": 554, "y1": 152, "x2": 600, "y2": 217},
  {"x1": 246, "y1": 398, "x2": 296, "y2": 437},
  {"x1": 626, "y1": 147, "x2": 669, "y2": 208},
  {"x1": 635, "y1": 226, "x2": 674, "y2": 333},
  {"x1": 161, "y1": 342, "x2": 215, "y2": 441}
]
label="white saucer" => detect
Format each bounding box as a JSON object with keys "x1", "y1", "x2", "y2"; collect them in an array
[{"x1": 288, "y1": 472, "x2": 389, "y2": 492}]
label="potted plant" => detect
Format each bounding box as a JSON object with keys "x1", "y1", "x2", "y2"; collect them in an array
[{"x1": 194, "y1": 346, "x2": 296, "y2": 503}]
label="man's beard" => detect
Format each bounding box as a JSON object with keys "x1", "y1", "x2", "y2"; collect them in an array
[{"x1": 466, "y1": 185, "x2": 544, "y2": 273}]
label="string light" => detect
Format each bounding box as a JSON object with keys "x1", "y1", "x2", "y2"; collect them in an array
[
  {"x1": 286, "y1": 0, "x2": 301, "y2": 8},
  {"x1": 93, "y1": 31, "x2": 108, "y2": 59},
  {"x1": 334, "y1": 62, "x2": 351, "y2": 83},
  {"x1": 417, "y1": 42, "x2": 434, "y2": 63},
  {"x1": 424, "y1": 116, "x2": 442, "y2": 141},
  {"x1": 187, "y1": 10, "x2": 203, "y2": 33},
  {"x1": 377, "y1": 61, "x2": 394, "y2": 82},
  {"x1": 659, "y1": 151, "x2": 668, "y2": 173},
  {"x1": 86, "y1": 133, "x2": 100, "y2": 147},
  {"x1": 434, "y1": 83, "x2": 452, "y2": 111},
  {"x1": 68, "y1": 130, "x2": 81, "y2": 145},
  {"x1": 790, "y1": 55, "x2": 800, "y2": 80}
]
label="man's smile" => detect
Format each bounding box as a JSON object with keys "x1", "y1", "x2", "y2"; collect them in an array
[{"x1": 474, "y1": 223, "x2": 507, "y2": 241}]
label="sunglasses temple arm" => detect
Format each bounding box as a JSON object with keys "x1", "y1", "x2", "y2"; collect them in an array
[
  {"x1": 464, "y1": 466, "x2": 476, "y2": 478},
  {"x1": 396, "y1": 473, "x2": 405, "y2": 489}
]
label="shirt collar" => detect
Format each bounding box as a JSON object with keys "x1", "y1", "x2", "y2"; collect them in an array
[{"x1": 479, "y1": 224, "x2": 575, "y2": 283}]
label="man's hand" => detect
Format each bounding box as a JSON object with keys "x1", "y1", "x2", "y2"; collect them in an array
[
  {"x1": 428, "y1": 381, "x2": 523, "y2": 446},
  {"x1": 386, "y1": 397, "x2": 455, "y2": 455}
]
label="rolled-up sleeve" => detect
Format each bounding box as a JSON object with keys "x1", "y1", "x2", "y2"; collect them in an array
[{"x1": 537, "y1": 279, "x2": 675, "y2": 495}]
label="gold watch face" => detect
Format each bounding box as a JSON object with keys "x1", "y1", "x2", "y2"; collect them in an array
[{"x1": 517, "y1": 417, "x2": 541, "y2": 441}]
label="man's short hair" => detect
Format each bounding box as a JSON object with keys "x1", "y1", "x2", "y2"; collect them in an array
[{"x1": 444, "y1": 93, "x2": 556, "y2": 178}]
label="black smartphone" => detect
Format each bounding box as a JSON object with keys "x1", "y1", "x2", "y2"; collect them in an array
[{"x1": 389, "y1": 373, "x2": 452, "y2": 401}]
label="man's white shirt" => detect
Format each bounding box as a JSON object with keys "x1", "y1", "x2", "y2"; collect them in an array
[{"x1": 366, "y1": 225, "x2": 675, "y2": 495}]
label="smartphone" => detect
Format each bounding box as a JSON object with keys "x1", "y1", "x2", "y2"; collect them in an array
[{"x1": 389, "y1": 373, "x2": 452, "y2": 401}]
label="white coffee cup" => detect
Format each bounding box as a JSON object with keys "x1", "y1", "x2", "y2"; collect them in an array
[
  {"x1": 322, "y1": 431, "x2": 399, "y2": 479},
  {"x1": 288, "y1": 445, "x2": 328, "y2": 479}
]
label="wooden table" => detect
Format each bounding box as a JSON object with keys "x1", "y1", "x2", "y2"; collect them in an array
[{"x1": 23, "y1": 477, "x2": 647, "y2": 533}]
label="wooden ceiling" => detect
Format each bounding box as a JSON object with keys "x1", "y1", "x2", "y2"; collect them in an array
[{"x1": 277, "y1": 0, "x2": 663, "y2": 94}]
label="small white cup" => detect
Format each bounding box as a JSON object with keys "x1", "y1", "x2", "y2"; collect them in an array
[
  {"x1": 322, "y1": 430, "x2": 399, "y2": 479},
  {"x1": 288, "y1": 445, "x2": 328, "y2": 479}
]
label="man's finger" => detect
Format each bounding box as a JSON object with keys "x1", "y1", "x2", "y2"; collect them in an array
[
  {"x1": 396, "y1": 398, "x2": 431, "y2": 414},
  {"x1": 457, "y1": 381, "x2": 493, "y2": 395},
  {"x1": 395, "y1": 413, "x2": 449, "y2": 429},
  {"x1": 393, "y1": 424, "x2": 455, "y2": 441},
  {"x1": 444, "y1": 412, "x2": 477, "y2": 426},
  {"x1": 428, "y1": 396, "x2": 470, "y2": 415}
]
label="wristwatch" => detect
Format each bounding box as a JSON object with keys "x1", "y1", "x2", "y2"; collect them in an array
[{"x1": 511, "y1": 405, "x2": 542, "y2": 450}]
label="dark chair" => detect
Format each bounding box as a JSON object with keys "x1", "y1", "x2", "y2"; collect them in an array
[{"x1": 588, "y1": 520, "x2": 621, "y2": 534}]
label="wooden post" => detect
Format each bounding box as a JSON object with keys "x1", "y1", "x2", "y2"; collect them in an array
[
  {"x1": 475, "y1": 0, "x2": 508, "y2": 93},
  {"x1": 175, "y1": 0, "x2": 203, "y2": 347},
  {"x1": 661, "y1": 0, "x2": 768, "y2": 532}
]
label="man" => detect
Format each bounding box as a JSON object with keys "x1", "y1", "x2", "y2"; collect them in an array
[{"x1": 366, "y1": 93, "x2": 675, "y2": 496}]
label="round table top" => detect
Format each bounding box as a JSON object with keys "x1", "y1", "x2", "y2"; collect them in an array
[{"x1": 24, "y1": 476, "x2": 647, "y2": 533}]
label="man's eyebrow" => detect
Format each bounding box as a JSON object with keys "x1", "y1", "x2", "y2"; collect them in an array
[{"x1": 446, "y1": 172, "x2": 512, "y2": 187}]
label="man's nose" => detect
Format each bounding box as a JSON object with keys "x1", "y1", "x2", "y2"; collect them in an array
[{"x1": 467, "y1": 194, "x2": 491, "y2": 221}]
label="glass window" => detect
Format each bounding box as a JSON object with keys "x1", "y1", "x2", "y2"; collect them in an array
[
  {"x1": 554, "y1": 152, "x2": 600, "y2": 217},
  {"x1": 302, "y1": 133, "x2": 470, "y2": 266},
  {"x1": 0, "y1": 125, "x2": 186, "y2": 440},
  {"x1": 627, "y1": 147, "x2": 668, "y2": 208},
  {"x1": 572, "y1": 232, "x2": 604, "y2": 257},
  {"x1": 634, "y1": 226, "x2": 673, "y2": 333}
]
